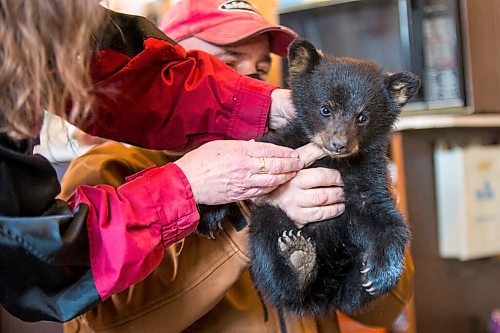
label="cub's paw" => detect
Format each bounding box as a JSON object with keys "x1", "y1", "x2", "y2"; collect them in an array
[
  {"x1": 196, "y1": 204, "x2": 227, "y2": 239},
  {"x1": 278, "y1": 230, "x2": 317, "y2": 288},
  {"x1": 196, "y1": 217, "x2": 224, "y2": 239},
  {"x1": 360, "y1": 243, "x2": 405, "y2": 296}
]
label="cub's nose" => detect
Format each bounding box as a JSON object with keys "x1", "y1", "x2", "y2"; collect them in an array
[{"x1": 329, "y1": 140, "x2": 348, "y2": 154}]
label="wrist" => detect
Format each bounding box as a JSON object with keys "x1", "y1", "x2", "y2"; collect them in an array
[{"x1": 269, "y1": 89, "x2": 296, "y2": 130}]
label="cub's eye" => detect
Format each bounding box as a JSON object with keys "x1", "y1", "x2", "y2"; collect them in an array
[
  {"x1": 357, "y1": 113, "x2": 368, "y2": 124},
  {"x1": 320, "y1": 105, "x2": 332, "y2": 117}
]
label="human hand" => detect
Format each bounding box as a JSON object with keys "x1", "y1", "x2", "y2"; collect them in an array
[
  {"x1": 268, "y1": 89, "x2": 296, "y2": 130},
  {"x1": 253, "y1": 143, "x2": 345, "y2": 228},
  {"x1": 174, "y1": 140, "x2": 305, "y2": 205}
]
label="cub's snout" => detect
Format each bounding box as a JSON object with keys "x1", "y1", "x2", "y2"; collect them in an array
[{"x1": 310, "y1": 117, "x2": 360, "y2": 158}]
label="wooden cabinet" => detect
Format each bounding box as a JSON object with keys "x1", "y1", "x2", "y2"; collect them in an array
[{"x1": 460, "y1": 0, "x2": 500, "y2": 113}]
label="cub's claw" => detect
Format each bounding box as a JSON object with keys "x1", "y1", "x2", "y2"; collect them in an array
[
  {"x1": 366, "y1": 287, "x2": 376, "y2": 295},
  {"x1": 360, "y1": 245, "x2": 405, "y2": 297},
  {"x1": 361, "y1": 265, "x2": 375, "y2": 294},
  {"x1": 196, "y1": 216, "x2": 225, "y2": 240},
  {"x1": 361, "y1": 281, "x2": 372, "y2": 288}
]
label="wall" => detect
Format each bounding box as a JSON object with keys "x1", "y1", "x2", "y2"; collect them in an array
[{"x1": 401, "y1": 127, "x2": 500, "y2": 333}]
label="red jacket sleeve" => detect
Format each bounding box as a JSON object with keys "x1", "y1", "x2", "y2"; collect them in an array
[
  {"x1": 83, "y1": 10, "x2": 275, "y2": 151},
  {"x1": 67, "y1": 163, "x2": 199, "y2": 299}
]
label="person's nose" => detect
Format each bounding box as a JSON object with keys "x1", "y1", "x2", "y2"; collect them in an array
[{"x1": 237, "y1": 61, "x2": 258, "y2": 77}]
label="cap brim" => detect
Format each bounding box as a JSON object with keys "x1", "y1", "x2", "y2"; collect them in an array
[{"x1": 194, "y1": 20, "x2": 297, "y2": 58}]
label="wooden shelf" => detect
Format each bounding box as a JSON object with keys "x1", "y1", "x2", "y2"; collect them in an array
[{"x1": 395, "y1": 113, "x2": 500, "y2": 131}]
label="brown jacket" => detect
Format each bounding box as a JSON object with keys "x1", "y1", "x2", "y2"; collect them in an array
[{"x1": 60, "y1": 141, "x2": 414, "y2": 333}]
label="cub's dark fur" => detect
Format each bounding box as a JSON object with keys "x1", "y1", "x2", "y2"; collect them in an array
[{"x1": 197, "y1": 39, "x2": 419, "y2": 318}]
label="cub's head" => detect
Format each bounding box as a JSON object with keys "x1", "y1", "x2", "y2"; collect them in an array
[{"x1": 288, "y1": 39, "x2": 420, "y2": 158}]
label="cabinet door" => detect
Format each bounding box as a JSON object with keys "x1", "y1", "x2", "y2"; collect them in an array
[{"x1": 461, "y1": 0, "x2": 500, "y2": 112}]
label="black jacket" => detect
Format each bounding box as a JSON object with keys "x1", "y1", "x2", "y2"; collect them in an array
[{"x1": 0, "y1": 134, "x2": 100, "y2": 321}]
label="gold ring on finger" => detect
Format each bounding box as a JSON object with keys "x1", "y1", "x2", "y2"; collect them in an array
[{"x1": 258, "y1": 157, "x2": 269, "y2": 174}]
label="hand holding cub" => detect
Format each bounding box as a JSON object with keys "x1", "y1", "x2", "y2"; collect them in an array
[
  {"x1": 175, "y1": 140, "x2": 304, "y2": 205},
  {"x1": 253, "y1": 143, "x2": 346, "y2": 228}
]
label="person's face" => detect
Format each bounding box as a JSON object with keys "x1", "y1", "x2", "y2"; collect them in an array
[{"x1": 179, "y1": 34, "x2": 272, "y2": 82}]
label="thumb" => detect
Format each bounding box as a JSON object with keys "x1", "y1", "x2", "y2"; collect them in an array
[{"x1": 294, "y1": 143, "x2": 327, "y2": 167}]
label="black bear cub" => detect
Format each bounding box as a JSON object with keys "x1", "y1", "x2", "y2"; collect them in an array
[{"x1": 198, "y1": 38, "x2": 419, "y2": 318}]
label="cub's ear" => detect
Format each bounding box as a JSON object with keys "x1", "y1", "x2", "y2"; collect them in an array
[
  {"x1": 384, "y1": 71, "x2": 420, "y2": 107},
  {"x1": 288, "y1": 38, "x2": 322, "y2": 76}
]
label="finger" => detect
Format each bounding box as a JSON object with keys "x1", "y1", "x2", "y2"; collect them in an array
[
  {"x1": 294, "y1": 204, "x2": 346, "y2": 228},
  {"x1": 248, "y1": 172, "x2": 297, "y2": 189},
  {"x1": 246, "y1": 141, "x2": 299, "y2": 159},
  {"x1": 296, "y1": 187, "x2": 345, "y2": 208},
  {"x1": 293, "y1": 168, "x2": 344, "y2": 188},
  {"x1": 269, "y1": 89, "x2": 296, "y2": 129},
  {"x1": 253, "y1": 157, "x2": 303, "y2": 175},
  {"x1": 294, "y1": 143, "x2": 327, "y2": 167}
]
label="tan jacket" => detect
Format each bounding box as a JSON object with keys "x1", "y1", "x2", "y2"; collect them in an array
[{"x1": 60, "y1": 141, "x2": 414, "y2": 333}]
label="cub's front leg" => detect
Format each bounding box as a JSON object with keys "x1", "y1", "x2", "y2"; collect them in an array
[
  {"x1": 196, "y1": 203, "x2": 245, "y2": 239},
  {"x1": 358, "y1": 203, "x2": 409, "y2": 297},
  {"x1": 336, "y1": 199, "x2": 408, "y2": 315}
]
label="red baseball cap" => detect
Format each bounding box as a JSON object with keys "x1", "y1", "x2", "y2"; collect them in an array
[{"x1": 159, "y1": 0, "x2": 298, "y2": 57}]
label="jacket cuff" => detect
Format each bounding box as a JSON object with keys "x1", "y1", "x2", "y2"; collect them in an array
[
  {"x1": 228, "y1": 75, "x2": 276, "y2": 140},
  {"x1": 71, "y1": 162, "x2": 200, "y2": 299},
  {"x1": 137, "y1": 163, "x2": 200, "y2": 247}
]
